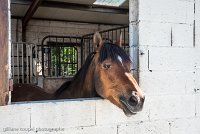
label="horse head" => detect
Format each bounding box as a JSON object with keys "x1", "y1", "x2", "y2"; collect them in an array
[{"x1": 93, "y1": 32, "x2": 145, "y2": 116}]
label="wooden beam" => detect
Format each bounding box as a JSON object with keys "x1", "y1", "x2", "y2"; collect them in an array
[
  {"x1": 22, "y1": 0, "x2": 43, "y2": 28},
  {"x1": 22, "y1": 0, "x2": 42, "y2": 42},
  {"x1": 0, "y1": 0, "x2": 9, "y2": 106}
]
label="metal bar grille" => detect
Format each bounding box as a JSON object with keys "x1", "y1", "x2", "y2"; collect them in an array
[
  {"x1": 11, "y1": 42, "x2": 38, "y2": 84},
  {"x1": 81, "y1": 25, "x2": 129, "y2": 65},
  {"x1": 41, "y1": 36, "x2": 82, "y2": 77}
]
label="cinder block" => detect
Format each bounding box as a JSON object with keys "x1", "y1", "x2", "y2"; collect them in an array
[
  {"x1": 37, "y1": 32, "x2": 50, "y2": 43},
  {"x1": 11, "y1": 19, "x2": 17, "y2": 27},
  {"x1": 0, "y1": 104, "x2": 31, "y2": 132},
  {"x1": 29, "y1": 20, "x2": 50, "y2": 27},
  {"x1": 139, "y1": 71, "x2": 195, "y2": 96},
  {"x1": 118, "y1": 120, "x2": 170, "y2": 134},
  {"x1": 49, "y1": 21, "x2": 97, "y2": 29},
  {"x1": 66, "y1": 22, "x2": 98, "y2": 30},
  {"x1": 170, "y1": 117, "x2": 200, "y2": 134},
  {"x1": 49, "y1": 21, "x2": 68, "y2": 28},
  {"x1": 64, "y1": 125, "x2": 117, "y2": 134},
  {"x1": 149, "y1": 47, "x2": 195, "y2": 71},
  {"x1": 196, "y1": 93, "x2": 200, "y2": 117},
  {"x1": 11, "y1": 30, "x2": 16, "y2": 42},
  {"x1": 148, "y1": 94, "x2": 195, "y2": 120},
  {"x1": 139, "y1": 46, "x2": 149, "y2": 71},
  {"x1": 193, "y1": 48, "x2": 200, "y2": 69},
  {"x1": 26, "y1": 25, "x2": 39, "y2": 32},
  {"x1": 139, "y1": 0, "x2": 194, "y2": 24},
  {"x1": 195, "y1": 0, "x2": 200, "y2": 47},
  {"x1": 31, "y1": 100, "x2": 96, "y2": 128},
  {"x1": 99, "y1": 25, "x2": 118, "y2": 31},
  {"x1": 194, "y1": 70, "x2": 200, "y2": 90},
  {"x1": 172, "y1": 24, "x2": 193, "y2": 47},
  {"x1": 195, "y1": 23, "x2": 200, "y2": 48},
  {"x1": 95, "y1": 99, "x2": 149, "y2": 125},
  {"x1": 139, "y1": 21, "x2": 171, "y2": 47},
  {"x1": 26, "y1": 32, "x2": 37, "y2": 42}
]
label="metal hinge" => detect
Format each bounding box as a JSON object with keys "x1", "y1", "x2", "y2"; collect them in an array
[{"x1": 9, "y1": 79, "x2": 13, "y2": 91}]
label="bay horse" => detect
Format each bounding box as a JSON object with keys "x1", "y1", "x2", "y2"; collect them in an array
[{"x1": 12, "y1": 32, "x2": 145, "y2": 116}]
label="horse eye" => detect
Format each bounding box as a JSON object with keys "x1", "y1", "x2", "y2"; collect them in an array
[{"x1": 103, "y1": 63, "x2": 111, "y2": 69}]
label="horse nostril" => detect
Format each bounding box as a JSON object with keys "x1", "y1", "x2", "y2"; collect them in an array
[{"x1": 128, "y1": 96, "x2": 138, "y2": 107}]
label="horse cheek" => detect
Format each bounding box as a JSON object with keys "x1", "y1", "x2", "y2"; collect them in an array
[{"x1": 93, "y1": 71, "x2": 104, "y2": 98}]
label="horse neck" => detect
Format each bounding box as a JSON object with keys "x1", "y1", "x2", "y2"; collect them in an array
[
  {"x1": 77, "y1": 62, "x2": 96, "y2": 97},
  {"x1": 58, "y1": 58, "x2": 96, "y2": 99}
]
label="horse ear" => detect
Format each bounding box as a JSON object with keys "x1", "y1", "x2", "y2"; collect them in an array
[
  {"x1": 93, "y1": 32, "x2": 103, "y2": 51},
  {"x1": 116, "y1": 32, "x2": 123, "y2": 47}
]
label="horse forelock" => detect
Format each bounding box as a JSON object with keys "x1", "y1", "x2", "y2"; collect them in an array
[{"x1": 99, "y1": 43, "x2": 131, "y2": 64}]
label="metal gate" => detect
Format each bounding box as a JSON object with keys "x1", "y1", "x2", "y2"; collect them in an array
[
  {"x1": 11, "y1": 42, "x2": 38, "y2": 84},
  {"x1": 81, "y1": 26, "x2": 129, "y2": 65},
  {"x1": 41, "y1": 36, "x2": 82, "y2": 77}
]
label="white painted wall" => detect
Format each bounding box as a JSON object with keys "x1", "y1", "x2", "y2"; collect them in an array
[
  {"x1": 2, "y1": 0, "x2": 200, "y2": 133},
  {"x1": 137, "y1": 0, "x2": 200, "y2": 133},
  {"x1": 11, "y1": 19, "x2": 118, "y2": 43}
]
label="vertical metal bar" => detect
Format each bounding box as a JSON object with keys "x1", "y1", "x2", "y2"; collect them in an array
[
  {"x1": 81, "y1": 37, "x2": 84, "y2": 66},
  {"x1": 48, "y1": 44, "x2": 51, "y2": 77},
  {"x1": 41, "y1": 38, "x2": 44, "y2": 77},
  {"x1": 12, "y1": 43, "x2": 14, "y2": 81},
  {"x1": 76, "y1": 38, "x2": 78, "y2": 72},
  {"x1": 50, "y1": 45, "x2": 53, "y2": 77},
  {"x1": 108, "y1": 31, "x2": 109, "y2": 40},
  {"x1": 88, "y1": 39, "x2": 91, "y2": 54},
  {"x1": 26, "y1": 44, "x2": 29, "y2": 83},
  {"x1": 35, "y1": 44, "x2": 38, "y2": 83},
  {"x1": 21, "y1": 43, "x2": 24, "y2": 83},
  {"x1": 71, "y1": 47, "x2": 73, "y2": 76},
  {"x1": 67, "y1": 45, "x2": 69, "y2": 76},
  {"x1": 115, "y1": 29, "x2": 117, "y2": 43},
  {"x1": 123, "y1": 27, "x2": 126, "y2": 50},
  {"x1": 55, "y1": 38, "x2": 58, "y2": 77},
  {"x1": 111, "y1": 30, "x2": 113, "y2": 42},
  {"x1": 17, "y1": 43, "x2": 19, "y2": 83},
  {"x1": 62, "y1": 38, "x2": 64, "y2": 76},
  {"x1": 48, "y1": 37, "x2": 51, "y2": 77},
  {"x1": 30, "y1": 44, "x2": 33, "y2": 83}
]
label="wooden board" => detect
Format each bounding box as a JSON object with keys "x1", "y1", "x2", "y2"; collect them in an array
[{"x1": 0, "y1": 0, "x2": 9, "y2": 105}]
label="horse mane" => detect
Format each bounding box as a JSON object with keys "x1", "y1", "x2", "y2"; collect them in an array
[
  {"x1": 55, "y1": 42, "x2": 131, "y2": 98},
  {"x1": 54, "y1": 52, "x2": 96, "y2": 98},
  {"x1": 99, "y1": 42, "x2": 131, "y2": 63}
]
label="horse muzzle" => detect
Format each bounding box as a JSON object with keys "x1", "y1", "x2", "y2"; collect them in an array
[{"x1": 119, "y1": 95, "x2": 145, "y2": 117}]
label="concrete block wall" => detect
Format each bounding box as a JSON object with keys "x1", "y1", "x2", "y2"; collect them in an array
[
  {"x1": 137, "y1": 0, "x2": 200, "y2": 134},
  {"x1": 11, "y1": 19, "x2": 118, "y2": 43},
  {"x1": 2, "y1": 0, "x2": 199, "y2": 133}
]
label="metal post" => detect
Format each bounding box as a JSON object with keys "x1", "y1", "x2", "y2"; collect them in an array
[{"x1": 129, "y1": 0, "x2": 139, "y2": 82}]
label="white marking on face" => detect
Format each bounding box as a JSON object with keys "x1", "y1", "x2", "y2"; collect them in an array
[
  {"x1": 118, "y1": 55, "x2": 123, "y2": 66},
  {"x1": 125, "y1": 72, "x2": 145, "y2": 98}
]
